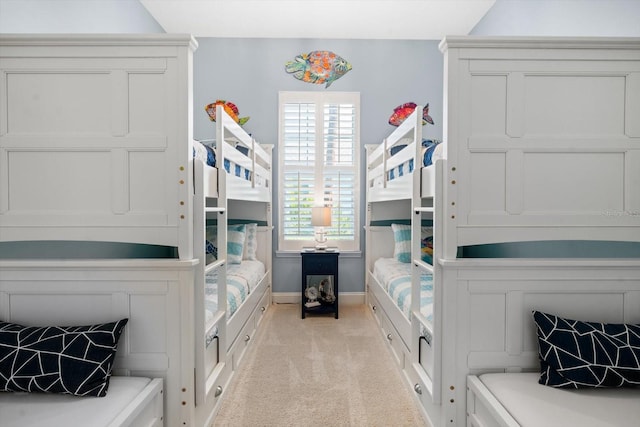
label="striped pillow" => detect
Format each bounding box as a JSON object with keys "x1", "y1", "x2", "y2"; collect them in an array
[
  {"x1": 391, "y1": 223, "x2": 411, "y2": 263},
  {"x1": 227, "y1": 224, "x2": 246, "y2": 264}
]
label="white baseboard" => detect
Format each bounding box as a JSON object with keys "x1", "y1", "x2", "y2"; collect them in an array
[{"x1": 272, "y1": 292, "x2": 365, "y2": 305}]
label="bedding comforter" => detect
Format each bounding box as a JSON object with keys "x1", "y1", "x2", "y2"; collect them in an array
[
  {"x1": 204, "y1": 260, "x2": 266, "y2": 322},
  {"x1": 373, "y1": 257, "x2": 433, "y2": 322}
]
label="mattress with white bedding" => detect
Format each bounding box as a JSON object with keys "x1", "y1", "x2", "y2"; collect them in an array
[
  {"x1": 0, "y1": 376, "x2": 161, "y2": 427},
  {"x1": 205, "y1": 260, "x2": 265, "y2": 322},
  {"x1": 478, "y1": 372, "x2": 640, "y2": 427},
  {"x1": 373, "y1": 257, "x2": 433, "y2": 322}
]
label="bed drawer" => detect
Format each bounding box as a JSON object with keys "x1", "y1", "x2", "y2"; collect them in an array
[
  {"x1": 380, "y1": 313, "x2": 407, "y2": 369},
  {"x1": 203, "y1": 357, "x2": 232, "y2": 418},
  {"x1": 368, "y1": 290, "x2": 382, "y2": 326},
  {"x1": 230, "y1": 315, "x2": 255, "y2": 371},
  {"x1": 253, "y1": 288, "x2": 270, "y2": 329},
  {"x1": 406, "y1": 364, "x2": 428, "y2": 404}
]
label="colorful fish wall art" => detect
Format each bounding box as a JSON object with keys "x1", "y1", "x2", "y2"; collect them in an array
[
  {"x1": 388, "y1": 102, "x2": 434, "y2": 127},
  {"x1": 205, "y1": 100, "x2": 249, "y2": 126},
  {"x1": 285, "y1": 51, "x2": 352, "y2": 88}
]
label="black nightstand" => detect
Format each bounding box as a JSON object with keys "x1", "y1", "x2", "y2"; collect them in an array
[{"x1": 301, "y1": 249, "x2": 339, "y2": 319}]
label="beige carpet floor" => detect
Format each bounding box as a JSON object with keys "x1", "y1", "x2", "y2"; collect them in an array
[{"x1": 213, "y1": 303, "x2": 427, "y2": 426}]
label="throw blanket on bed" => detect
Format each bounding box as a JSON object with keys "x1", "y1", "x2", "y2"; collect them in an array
[
  {"x1": 204, "y1": 260, "x2": 266, "y2": 322},
  {"x1": 374, "y1": 258, "x2": 433, "y2": 322}
]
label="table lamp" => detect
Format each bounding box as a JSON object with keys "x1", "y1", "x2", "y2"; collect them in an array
[{"x1": 311, "y1": 206, "x2": 332, "y2": 250}]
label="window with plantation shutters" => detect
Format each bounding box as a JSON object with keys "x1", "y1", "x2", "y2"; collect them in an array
[{"x1": 279, "y1": 92, "x2": 360, "y2": 252}]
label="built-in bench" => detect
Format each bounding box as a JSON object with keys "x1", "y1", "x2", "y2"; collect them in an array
[
  {"x1": 1, "y1": 377, "x2": 163, "y2": 427},
  {"x1": 467, "y1": 373, "x2": 640, "y2": 427}
]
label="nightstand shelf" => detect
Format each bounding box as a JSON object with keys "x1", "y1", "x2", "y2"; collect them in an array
[{"x1": 301, "y1": 249, "x2": 339, "y2": 319}]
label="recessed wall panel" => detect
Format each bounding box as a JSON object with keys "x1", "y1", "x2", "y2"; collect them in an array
[
  {"x1": 469, "y1": 152, "x2": 506, "y2": 213},
  {"x1": 522, "y1": 152, "x2": 623, "y2": 213},
  {"x1": 7, "y1": 73, "x2": 111, "y2": 134},
  {"x1": 8, "y1": 150, "x2": 111, "y2": 211},
  {"x1": 521, "y1": 292, "x2": 624, "y2": 352},
  {"x1": 129, "y1": 294, "x2": 167, "y2": 353},
  {"x1": 129, "y1": 151, "x2": 166, "y2": 213},
  {"x1": 469, "y1": 293, "x2": 505, "y2": 351},
  {"x1": 129, "y1": 73, "x2": 165, "y2": 134},
  {"x1": 524, "y1": 75, "x2": 625, "y2": 136},
  {"x1": 471, "y1": 75, "x2": 507, "y2": 136},
  {"x1": 10, "y1": 293, "x2": 113, "y2": 325}
]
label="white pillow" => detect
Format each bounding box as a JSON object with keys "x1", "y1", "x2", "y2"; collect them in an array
[
  {"x1": 243, "y1": 223, "x2": 258, "y2": 260},
  {"x1": 391, "y1": 223, "x2": 411, "y2": 263}
]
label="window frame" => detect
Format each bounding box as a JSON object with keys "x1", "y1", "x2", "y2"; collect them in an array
[{"x1": 278, "y1": 91, "x2": 361, "y2": 253}]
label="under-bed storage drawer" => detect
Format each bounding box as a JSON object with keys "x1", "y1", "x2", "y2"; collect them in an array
[
  {"x1": 206, "y1": 358, "x2": 231, "y2": 412},
  {"x1": 380, "y1": 311, "x2": 407, "y2": 369},
  {"x1": 253, "y1": 287, "x2": 270, "y2": 329},
  {"x1": 405, "y1": 362, "x2": 431, "y2": 410},
  {"x1": 368, "y1": 288, "x2": 382, "y2": 325},
  {"x1": 230, "y1": 313, "x2": 255, "y2": 371}
]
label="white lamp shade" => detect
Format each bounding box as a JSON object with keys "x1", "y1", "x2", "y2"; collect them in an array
[{"x1": 311, "y1": 207, "x2": 332, "y2": 227}]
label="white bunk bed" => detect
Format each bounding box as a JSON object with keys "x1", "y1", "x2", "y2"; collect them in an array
[
  {"x1": 365, "y1": 36, "x2": 640, "y2": 426},
  {"x1": 0, "y1": 35, "x2": 273, "y2": 427},
  {"x1": 365, "y1": 105, "x2": 445, "y2": 407},
  {"x1": 192, "y1": 105, "x2": 273, "y2": 425}
]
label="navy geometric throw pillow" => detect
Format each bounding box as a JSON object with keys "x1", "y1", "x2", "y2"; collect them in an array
[
  {"x1": 0, "y1": 319, "x2": 128, "y2": 397},
  {"x1": 533, "y1": 311, "x2": 640, "y2": 388}
]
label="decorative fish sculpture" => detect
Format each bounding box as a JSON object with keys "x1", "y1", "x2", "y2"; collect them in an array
[
  {"x1": 389, "y1": 102, "x2": 434, "y2": 127},
  {"x1": 285, "y1": 51, "x2": 352, "y2": 88},
  {"x1": 205, "y1": 100, "x2": 250, "y2": 126}
]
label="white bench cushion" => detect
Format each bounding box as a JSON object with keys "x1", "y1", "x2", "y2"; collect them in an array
[
  {"x1": 479, "y1": 373, "x2": 640, "y2": 427},
  {"x1": 0, "y1": 376, "x2": 159, "y2": 427}
]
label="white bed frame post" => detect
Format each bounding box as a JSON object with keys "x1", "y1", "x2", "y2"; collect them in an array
[{"x1": 439, "y1": 42, "x2": 459, "y2": 261}]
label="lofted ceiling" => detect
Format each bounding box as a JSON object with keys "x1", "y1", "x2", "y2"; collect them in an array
[{"x1": 140, "y1": 0, "x2": 496, "y2": 40}]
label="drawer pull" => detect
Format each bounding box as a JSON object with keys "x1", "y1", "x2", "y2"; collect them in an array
[
  {"x1": 387, "y1": 333, "x2": 392, "y2": 341},
  {"x1": 245, "y1": 334, "x2": 251, "y2": 342},
  {"x1": 372, "y1": 305, "x2": 377, "y2": 311},
  {"x1": 261, "y1": 306, "x2": 266, "y2": 312},
  {"x1": 215, "y1": 385, "x2": 223, "y2": 397},
  {"x1": 414, "y1": 384, "x2": 422, "y2": 395}
]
